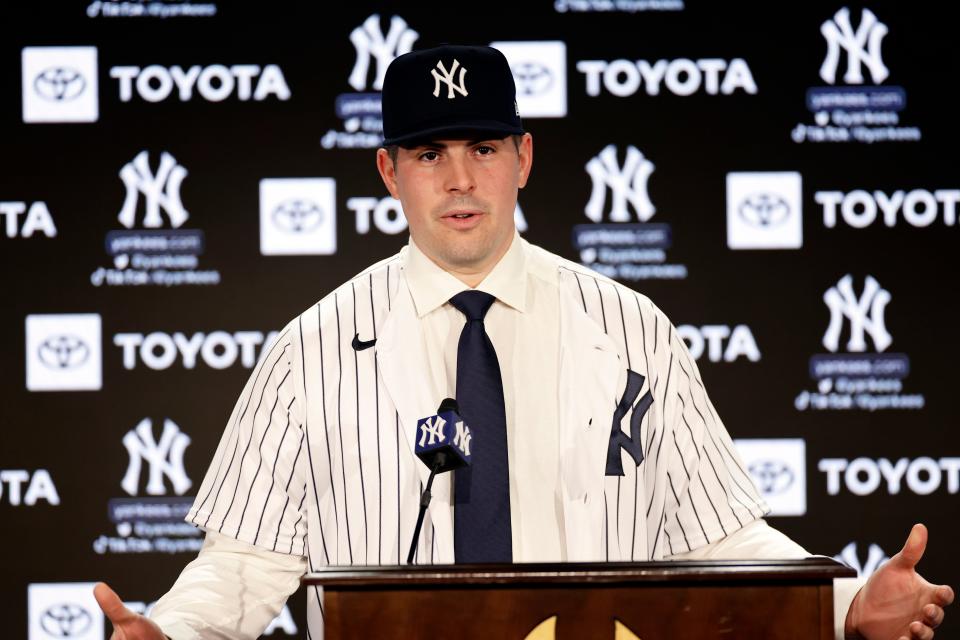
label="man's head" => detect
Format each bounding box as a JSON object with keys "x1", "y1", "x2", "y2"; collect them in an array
[{"x1": 376, "y1": 44, "x2": 533, "y2": 284}]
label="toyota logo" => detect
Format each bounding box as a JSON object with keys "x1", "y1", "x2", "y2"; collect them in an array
[
  {"x1": 33, "y1": 67, "x2": 87, "y2": 102},
  {"x1": 272, "y1": 199, "x2": 323, "y2": 232},
  {"x1": 40, "y1": 603, "x2": 93, "y2": 637},
  {"x1": 512, "y1": 61, "x2": 553, "y2": 97},
  {"x1": 748, "y1": 460, "x2": 794, "y2": 495},
  {"x1": 38, "y1": 335, "x2": 90, "y2": 369},
  {"x1": 738, "y1": 193, "x2": 791, "y2": 228}
]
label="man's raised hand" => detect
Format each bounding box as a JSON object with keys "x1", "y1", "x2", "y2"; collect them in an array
[
  {"x1": 93, "y1": 583, "x2": 168, "y2": 640},
  {"x1": 845, "y1": 523, "x2": 955, "y2": 640}
]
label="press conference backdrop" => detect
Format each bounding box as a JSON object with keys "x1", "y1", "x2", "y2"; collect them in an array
[{"x1": 3, "y1": 1, "x2": 958, "y2": 638}]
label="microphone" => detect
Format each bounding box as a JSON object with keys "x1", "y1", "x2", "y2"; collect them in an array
[{"x1": 407, "y1": 398, "x2": 472, "y2": 564}]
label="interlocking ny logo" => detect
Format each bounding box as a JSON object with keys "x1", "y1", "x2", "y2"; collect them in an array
[
  {"x1": 748, "y1": 460, "x2": 795, "y2": 495},
  {"x1": 121, "y1": 418, "x2": 192, "y2": 496},
  {"x1": 418, "y1": 415, "x2": 446, "y2": 447},
  {"x1": 453, "y1": 421, "x2": 472, "y2": 456},
  {"x1": 432, "y1": 59, "x2": 468, "y2": 99},
  {"x1": 117, "y1": 150, "x2": 189, "y2": 229},
  {"x1": 738, "y1": 193, "x2": 791, "y2": 227},
  {"x1": 348, "y1": 14, "x2": 419, "y2": 91},
  {"x1": 38, "y1": 335, "x2": 90, "y2": 369},
  {"x1": 822, "y1": 274, "x2": 892, "y2": 353},
  {"x1": 820, "y1": 7, "x2": 889, "y2": 85},
  {"x1": 835, "y1": 541, "x2": 889, "y2": 578},
  {"x1": 271, "y1": 199, "x2": 323, "y2": 233},
  {"x1": 40, "y1": 603, "x2": 93, "y2": 638},
  {"x1": 606, "y1": 370, "x2": 653, "y2": 476},
  {"x1": 34, "y1": 67, "x2": 86, "y2": 102},
  {"x1": 585, "y1": 145, "x2": 656, "y2": 223}
]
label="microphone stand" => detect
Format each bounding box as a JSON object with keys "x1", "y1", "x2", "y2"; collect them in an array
[{"x1": 407, "y1": 452, "x2": 447, "y2": 564}]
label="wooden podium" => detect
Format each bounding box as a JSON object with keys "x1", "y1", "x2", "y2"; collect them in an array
[{"x1": 305, "y1": 558, "x2": 856, "y2": 639}]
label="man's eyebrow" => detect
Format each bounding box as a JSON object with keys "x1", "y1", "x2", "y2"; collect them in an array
[{"x1": 407, "y1": 141, "x2": 449, "y2": 151}]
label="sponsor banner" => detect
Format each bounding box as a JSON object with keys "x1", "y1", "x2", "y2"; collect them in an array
[
  {"x1": 490, "y1": 40, "x2": 568, "y2": 118},
  {"x1": 795, "y1": 275, "x2": 924, "y2": 412},
  {"x1": 26, "y1": 314, "x2": 102, "y2": 392},
  {"x1": 578, "y1": 58, "x2": 756, "y2": 97},
  {"x1": 110, "y1": 64, "x2": 289, "y2": 102},
  {"x1": 554, "y1": 0, "x2": 684, "y2": 11},
  {"x1": 91, "y1": 151, "x2": 221, "y2": 287},
  {"x1": 322, "y1": 14, "x2": 418, "y2": 149},
  {"x1": 1, "y1": 202, "x2": 57, "y2": 238},
  {"x1": 834, "y1": 542, "x2": 890, "y2": 578},
  {"x1": 677, "y1": 324, "x2": 760, "y2": 363},
  {"x1": 0, "y1": 470, "x2": 60, "y2": 506},
  {"x1": 22, "y1": 46, "x2": 99, "y2": 123},
  {"x1": 574, "y1": 145, "x2": 687, "y2": 280},
  {"x1": 86, "y1": 1, "x2": 218, "y2": 18},
  {"x1": 114, "y1": 330, "x2": 279, "y2": 370},
  {"x1": 93, "y1": 418, "x2": 201, "y2": 555},
  {"x1": 819, "y1": 457, "x2": 960, "y2": 496},
  {"x1": 259, "y1": 178, "x2": 337, "y2": 255},
  {"x1": 28, "y1": 583, "x2": 104, "y2": 640},
  {"x1": 791, "y1": 8, "x2": 921, "y2": 144},
  {"x1": 726, "y1": 172, "x2": 802, "y2": 249},
  {"x1": 818, "y1": 189, "x2": 960, "y2": 228},
  {"x1": 734, "y1": 439, "x2": 806, "y2": 516}
]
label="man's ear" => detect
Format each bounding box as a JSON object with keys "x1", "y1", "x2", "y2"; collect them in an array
[
  {"x1": 517, "y1": 133, "x2": 533, "y2": 189},
  {"x1": 376, "y1": 148, "x2": 400, "y2": 199}
]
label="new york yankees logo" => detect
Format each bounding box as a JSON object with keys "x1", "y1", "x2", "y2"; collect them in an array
[
  {"x1": 606, "y1": 369, "x2": 653, "y2": 476},
  {"x1": 432, "y1": 59, "x2": 468, "y2": 99},
  {"x1": 453, "y1": 420, "x2": 472, "y2": 456},
  {"x1": 418, "y1": 415, "x2": 447, "y2": 447}
]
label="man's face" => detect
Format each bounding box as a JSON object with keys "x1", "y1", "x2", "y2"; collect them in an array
[{"x1": 376, "y1": 134, "x2": 533, "y2": 280}]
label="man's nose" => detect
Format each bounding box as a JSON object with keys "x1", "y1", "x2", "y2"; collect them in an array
[{"x1": 443, "y1": 154, "x2": 475, "y2": 194}]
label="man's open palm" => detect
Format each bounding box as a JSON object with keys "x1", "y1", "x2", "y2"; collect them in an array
[
  {"x1": 93, "y1": 583, "x2": 167, "y2": 640},
  {"x1": 846, "y1": 524, "x2": 955, "y2": 640}
]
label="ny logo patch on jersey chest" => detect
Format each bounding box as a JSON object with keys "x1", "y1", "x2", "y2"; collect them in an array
[{"x1": 605, "y1": 369, "x2": 653, "y2": 476}]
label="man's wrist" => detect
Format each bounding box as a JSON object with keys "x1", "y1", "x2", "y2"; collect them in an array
[{"x1": 844, "y1": 587, "x2": 864, "y2": 639}]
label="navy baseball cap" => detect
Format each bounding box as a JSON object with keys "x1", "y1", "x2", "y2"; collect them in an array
[{"x1": 381, "y1": 44, "x2": 525, "y2": 147}]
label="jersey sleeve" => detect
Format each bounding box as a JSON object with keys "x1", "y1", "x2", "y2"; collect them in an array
[
  {"x1": 658, "y1": 312, "x2": 770, "y2": 554},
  {"x1": 185, "y1": 320, "x2": 310, "y2": 556}
]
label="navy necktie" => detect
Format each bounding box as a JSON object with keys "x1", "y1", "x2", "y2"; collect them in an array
[{"x1": 450, "y1": 290, "x2": 512, "y2": 563}]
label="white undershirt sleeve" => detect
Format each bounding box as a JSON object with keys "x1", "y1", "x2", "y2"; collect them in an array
[
  {"x1": 149, "y1": 531, "x2": 307, "y2": 640},
  {"x1": 666, "y1": 519, "x2": 865, "y2": 640}
]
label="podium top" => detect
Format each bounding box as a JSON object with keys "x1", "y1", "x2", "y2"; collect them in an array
[{"x1": 304, "y1": 558, "x2": 856, "y2": 587}]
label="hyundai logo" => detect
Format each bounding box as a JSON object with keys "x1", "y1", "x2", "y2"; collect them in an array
[
  {"x1": 41, "y1": 603, "x2": 93, "y2": 637},
  {"x1": 34, "y1": 67, "x2": 87, "y2": 102},
  {"x1": 738, "y1": 193, "x2": 791, "y2": 228},
  {"x1": 748, "y1": 459, "x2": 794, "y2": 495},
  {"x1": 272, "y1": 199, "x2": 323, "y2": 233},
  {"x1": 38, "y1": 335, "x2": 90, "y2": 369},
  {"x1": 512, "y1": 61, "x2": 553, "y2": 97}
]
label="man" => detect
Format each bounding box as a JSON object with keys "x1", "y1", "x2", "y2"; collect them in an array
[{"x1": 95, "y1": 44, "x2": 952, "y2": 640}]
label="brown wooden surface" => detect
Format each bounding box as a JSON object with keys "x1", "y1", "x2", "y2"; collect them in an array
[{"x1": 307, "y1": 560, "x2": 854, "y2": 639}]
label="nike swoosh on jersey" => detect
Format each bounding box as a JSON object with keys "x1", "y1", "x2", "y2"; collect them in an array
[{"x1": 351, "y1": 333, "x2": 377, "y2": 351}]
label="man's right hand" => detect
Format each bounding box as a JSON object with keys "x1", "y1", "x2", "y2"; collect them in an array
[{"x1": 93, "y1": 582, "x2": 168, "y2": 640}]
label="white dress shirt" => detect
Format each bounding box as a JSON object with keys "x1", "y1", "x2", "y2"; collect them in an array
[{"x1": 404, "y1": 232, "x2": 565, "y2": 560}]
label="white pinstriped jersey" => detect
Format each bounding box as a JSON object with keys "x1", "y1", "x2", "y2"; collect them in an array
[{"x1": 185, "y1": 238, "x2": 769, "y2": 638}]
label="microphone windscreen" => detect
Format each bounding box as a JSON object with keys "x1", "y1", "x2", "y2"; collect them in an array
[{"x1": 415, "y1": 407, "x2": 471, "y2": 472}]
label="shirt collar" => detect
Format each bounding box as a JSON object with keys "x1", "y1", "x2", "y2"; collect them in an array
[{"x1": 405, "y1": 231, "x2": 528, "y2": 318}]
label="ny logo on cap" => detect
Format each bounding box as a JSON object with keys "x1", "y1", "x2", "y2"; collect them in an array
[{"x1": 431, "y1": 58, "x2": 468, "y2": 99}]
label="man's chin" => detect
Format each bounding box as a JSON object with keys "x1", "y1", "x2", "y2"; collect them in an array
[{"x1": 435, "y1": 241, "x2": 499, "y2": 272}]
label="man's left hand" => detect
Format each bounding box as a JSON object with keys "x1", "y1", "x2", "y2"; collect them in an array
[{"x1": 845, "y1": 523, "x2": 955, "y2": 640}]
